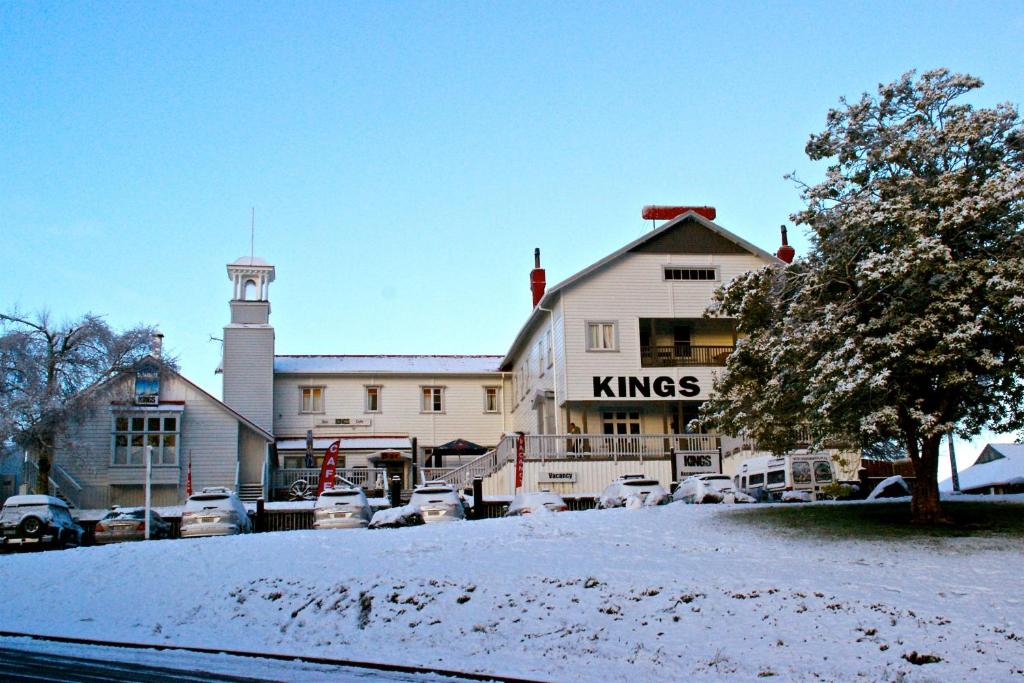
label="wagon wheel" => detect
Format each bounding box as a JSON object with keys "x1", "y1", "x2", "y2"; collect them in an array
[{"x1": 289, "y1": 479, "x2": 313, "y2": 500}]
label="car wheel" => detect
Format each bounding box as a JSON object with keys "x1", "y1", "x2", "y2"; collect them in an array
[{"x1": 19, "y1": 516, "x2": 44, "y2": 538}]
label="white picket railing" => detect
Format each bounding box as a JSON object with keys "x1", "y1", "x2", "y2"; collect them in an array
[
  {"x1": 420, "y1": 437, "x2": 517, "y2": 489},
  {"x1": 273, "y1": 467, "x2": 388, "y2": 493},
  {"x1": 520, "y1": 433, "x2": 720, "y2": 462}
]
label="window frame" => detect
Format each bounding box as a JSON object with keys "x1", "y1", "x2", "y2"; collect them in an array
[
  {"x1": 663, "y1": 266, "x2": 720, "y2": 282},
  {"x1": 585, "y1": 321, "x2": 619, "y2": 352},
  {"x1": 420, "y1": 386, "x2": 445, "y2": 414},
  {"x1": 111, "y1": 411, "x2": 181, "y2": 467},
  {"x1": 483, "y1": 386, "x2": 501, "y2": 414},
  {"x1": 299, "y1": 386, "x2": 326, "y2": 414},
  {"x1": 364, "y1": 385, "x2": 382, "y2": 413},
  {"x1": 545, "y1": 329, "x2": 553, "y2": 368}
]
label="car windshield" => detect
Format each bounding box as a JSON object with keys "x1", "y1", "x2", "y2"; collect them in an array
[
  {"x1": 623, "y1": 480, "x2": 658, "y2": 487},
  {"x1": 322, "y1": 490, "x2": 360, "y2": 497},
  {"x1": 416, "y1": 487, "x2": 453, "y2": 494},
  {"x1": 185, "y1": 495, "x2": 230, "y2": 511},
  {"x1": 704, "y1": 475, "x2": 731, "y2": 481}
]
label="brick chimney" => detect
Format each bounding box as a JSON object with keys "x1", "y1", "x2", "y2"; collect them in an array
[
  {"x1": 152, "y1": 332, "x2": 164, "y2": 359},
  {"x1": 776, "y1": 225, "x2": 795, "y2": 263},
  {"x1": 641, "y1": 205, "x2": 717, "y2": 222},
  {"x1": 530, "y1": 248, "x2": 546, "y2": 307}
]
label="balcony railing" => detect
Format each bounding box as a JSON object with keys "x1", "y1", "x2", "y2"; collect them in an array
[
  {"x1": 640, "y1": 344, "x2": 734, "y2": 368},
  {"x1": 272, "y1": 467, "x2": 388, "y2": 494},
  {"x1": 520, "y1": 433, "x2": 719, "y2": 462}
]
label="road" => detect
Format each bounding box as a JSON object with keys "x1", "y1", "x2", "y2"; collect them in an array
[{"x1": 0, "y1": 640, "x2": 499, "y2": 683}]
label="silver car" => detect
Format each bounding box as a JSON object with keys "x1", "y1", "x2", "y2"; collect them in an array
[
  {"x1": 313, "y1": 487, "x2": 372, "y2": 529},
  {"x1": 94, "y1": 507, "x2": 172, "y2": 544},
  {"x1": 180, "y1": 487, "x2": 252, "y2": 538},
  {"x1": 598, "y1": 475, "x2": 670, "y2": 508},
  {"x1": 409, "y1": 482, "x2": 465, "y2": 523},
  {"x1": 505, "y1": 491, "x2": 569, "y2": 516}
]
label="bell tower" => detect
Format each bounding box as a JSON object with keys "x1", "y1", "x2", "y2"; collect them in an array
[{"x1": 222, "y1": 256, "x2": 276, "y2": 433}]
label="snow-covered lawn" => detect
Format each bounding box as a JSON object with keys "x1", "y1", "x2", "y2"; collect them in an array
[{"x1": 2, "y1": 502, "x2": 1023, "y2": 681}]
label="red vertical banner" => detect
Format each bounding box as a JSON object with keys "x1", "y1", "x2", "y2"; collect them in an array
[
  {"x1": 515, "y1": 432, "x2": 525, "y2": 492},
  {"x1": 316, "y1": 440, "x2": 341, "y2": 497},
  {"x1": 186, "y1": 452, "x2": 193, "y2": 497}
]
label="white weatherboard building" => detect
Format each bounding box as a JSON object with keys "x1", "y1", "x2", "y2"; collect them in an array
[{"x1": 47, "y1": 207, "x2": 853, "y2": 509}]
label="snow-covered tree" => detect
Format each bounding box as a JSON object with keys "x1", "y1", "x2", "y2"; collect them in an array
[
  {"x1": 0, "y1": 312, "x2": 163, "y2": 493},
  {"x1": 701, "y1": 69, "x2": 1024, "y2": 523}
]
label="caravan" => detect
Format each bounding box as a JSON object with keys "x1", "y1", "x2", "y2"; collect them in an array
[{"x1": 734, "y1": 454, "x2": 837, "y2": 502}]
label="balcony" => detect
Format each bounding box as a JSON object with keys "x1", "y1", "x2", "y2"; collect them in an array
[{"x1": 640, "y1": 344, "x2": 733, "y2": 368}]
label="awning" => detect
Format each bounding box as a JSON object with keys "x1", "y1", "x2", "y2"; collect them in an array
[{"x1": 276, "y1": 437, "x2": 412, "y2": 451}]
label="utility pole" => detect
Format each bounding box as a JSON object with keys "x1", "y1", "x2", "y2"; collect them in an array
[{"x1": 947, "y1": 431, "x2": 961, "y2": 493}]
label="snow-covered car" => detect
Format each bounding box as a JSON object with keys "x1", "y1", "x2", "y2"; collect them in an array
[
  {"x1": 180, "y1": 487, "x2": 252, "y2": 538},
  {"x1": 598, "y1": 475, "x2": 669, "y2": 509},
  {"x1": 408, "y1": 481, "x2": 465, "y2": 523},
  {"x1": 313, "y1": 487, "x2": 372, "y2": 529},
  {"x1": 0, "y1": 495, "x2": 83, "y2": 549},
  {"x1": 94, "y1": 507, "x2": 172, "y2": 544},
  {"x1": 673, "y1": 474, "x2": 754, "y2": 504},
  {"x1": 505, "y1": 491, "x2": 568, "y2": 516},
  {"x1": 368, "y1": 504, "x2": 424, "y2": 529}
]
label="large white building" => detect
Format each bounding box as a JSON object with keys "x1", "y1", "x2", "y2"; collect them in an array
[{"x1": 52, "y1": 207, "x2": 847, "y2": 508}]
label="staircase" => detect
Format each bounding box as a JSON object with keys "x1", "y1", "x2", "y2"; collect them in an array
[
  {"x1": 421, "y1": 438, "x2": 516, "y2": 489},
  {"x1": 238, "y1": 483, "x2": 264, "y2": 503}
]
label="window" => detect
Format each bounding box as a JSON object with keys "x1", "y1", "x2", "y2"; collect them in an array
[
  {"x1": 112, "y1": 413, "x2": 179, "y2": 466},
  {"x1": 767, "y1": 470, "x2": 786, "y2": 486},
  {"x1": 300, "y1": 387, "x2": 324, "y2": 413},
  {"x1": 421, "y1": 386, "x2": 444, "y2": 413},
  {"x1": 364, "y1": 386, "x2": 381, "y2": 413},
  {"x1": 586, "y1": 321, "x2": 618, "y2": 351},
  {"x1": 749, "y1": 473, "x2": 765, "y2": 487},
  {"x1": 664, "y1": 267, "x2": 718, "y2": 281},
  {"x1": 545, "y1": 329, "x2": 553, "y2": 368},
  {"x1": 484, "y1": 387, "x2": 501, "y2": 413},
  {"x1": 792, "y1": 461, "x2": 812, "y2": 484},
  {"x1": 602, "y1": 410, "x2": 640, "y2": 436},
  {"x1": 537, "y1": 339, "x2": 545, "y2": 376},
  {"x1": 243, "y1": 279, "x2": 258, "y2": 300},
  {"x1": 813, "y1": 461, "x2": 833, "y2": 483}
]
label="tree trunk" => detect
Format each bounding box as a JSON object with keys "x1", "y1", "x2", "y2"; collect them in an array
[
  {"x1": 36, "y1": 452, "x2": 51, "y2": 495},
  {"x1": 910, "y1": 436, "x2": 946, "y2": 524}
]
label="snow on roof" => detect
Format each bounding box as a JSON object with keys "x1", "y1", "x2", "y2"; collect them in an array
[
  {"x1": 229, "y1": 256, "x2": 272, "y2": 267},
  {"x1": 2, "y1": 494, "x2": 68, "y2": 508},
  {"x1": 940, "y1": 443, "x2": 1024, "y2": 492},
  {"x1": 274, "y1": 355, "x2": 503, "y2": 375},
  {"x1": 276, "y1": 437, "x2": 412, "y2": 450}
]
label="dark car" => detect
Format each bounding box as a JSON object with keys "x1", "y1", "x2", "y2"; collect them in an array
[{"x1": 0, "y1": 495, "x2": 83, "y2": 549}]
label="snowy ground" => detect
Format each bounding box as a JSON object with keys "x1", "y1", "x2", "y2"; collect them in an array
[{"x1": 2, "y1": 502, "x2": 1023, "y2": 681}]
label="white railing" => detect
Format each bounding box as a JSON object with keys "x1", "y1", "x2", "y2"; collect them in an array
[
  {"x1": 273, "y1": 467, "x2": 388, "y2": 492},
  {"x1": 422, "y1": 438, "x2": 517, "y2": 489},
  {"x1": 520, "y1": 433, "x2": 720, "y2": 462}
]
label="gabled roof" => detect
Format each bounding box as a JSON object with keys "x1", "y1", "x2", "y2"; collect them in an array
[
  {"x1": 274, "y1": 355, "x2": 503, "y2": 375},
  {"x1": 500, "y1": 211, "x2": 782, "y2": 369},
  {"x1": 940, "y1": 443, "x2": 1024, "y2": 492}
]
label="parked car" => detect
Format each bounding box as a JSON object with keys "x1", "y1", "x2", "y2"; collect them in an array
[
  {"x1": 94, "y1": 507, "x2": 172, "y2": 544},
  {"x1": 408, "y1": 481, "x2": 465, "y2": 523},
  {"x1": 506, "y1": 490, "x2": 569, "y2": 516},
  {"x1": 313, "y1": 486, "x2": 372, "y2": 529},
  {"x1": 598, "y1": 475, "x2": 669, "y2": 509},
  {"x1": 734, "y1": 454, "x2": 838, "y2": 502},
  {"x1": 0, "y1": 495, "x2": 83, "y2": 549},
  {"x1": 673, "y1": 474, "x2": 754, "y2": 504},
  {"x1": 180, "y1": 487, "x2": 252, "y2": 538}
]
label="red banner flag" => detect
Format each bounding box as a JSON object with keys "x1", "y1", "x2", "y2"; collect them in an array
[
  {"x1": 514, "y1": 432, "x2": 525, "y2": 493},
  {"x1": 186, "y1": 452, "x2": 193, "y2": 497},
  {"x1": 316, "y1": 440, "x2": 341, "y2": 497}
]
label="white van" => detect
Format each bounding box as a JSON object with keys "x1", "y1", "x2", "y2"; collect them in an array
[{"x1": 734, "y1": 454, "x2": 837, "y2": 502}]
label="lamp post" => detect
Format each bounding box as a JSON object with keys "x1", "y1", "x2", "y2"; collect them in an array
[
  {"x1": 144, "y1": 444, "x2": 152, "y2": 540},
  {"x1": 947, "y1": 431, "x2": 961, "y2": 493}
]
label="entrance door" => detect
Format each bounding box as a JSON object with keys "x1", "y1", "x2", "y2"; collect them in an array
[
  {"x1": 602, "y1": 410, "x2": 641, "y2": 455},
  {"x1": 382, "y1": 461, "x2": 405, "y2": 490}
]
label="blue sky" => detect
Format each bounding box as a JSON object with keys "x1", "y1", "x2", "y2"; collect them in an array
[{"x1": 2, "y1": 2, "x2": 1021, "y2": 471}]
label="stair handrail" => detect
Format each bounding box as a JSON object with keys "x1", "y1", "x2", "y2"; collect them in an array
[{"x1": 430, "y1": 436, "x2": 517, "y2": 488}]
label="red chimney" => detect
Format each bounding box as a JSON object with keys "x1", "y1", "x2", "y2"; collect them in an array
[
  {"x1": 530, "y1": 248, "x2": 546, "y2": 307},
  {"x1": 776, "y1": 225, "x2": 795, "y2": 263},
  {"x1": 641, "y1": 205, "x2": 717, "y2": 222}
]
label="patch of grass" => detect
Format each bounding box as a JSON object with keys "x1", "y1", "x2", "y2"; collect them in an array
[{"x1": 723, "y1": 500, "x2": 1024, "y2": 540}]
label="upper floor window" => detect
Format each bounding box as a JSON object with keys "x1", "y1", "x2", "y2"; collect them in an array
[
  {"x1": 300, "y1": 386, "x2": 324, "y2": 413},
  {"x1": 537, "y1": 338, "x2": 545, "y2": 376},
  {"x1": 364, "y1": 385, "x2": 381, "y2": 413},
  {"x1": 545, "y1": 329, "x2": 553, "y2": 367},
  {"x1": 422, "y1": 386, "x2": 444, "y2": 413},
  {"x1": 484, "y1": 386, "x2": 501, "y2": 413},
  {"x1": 112, "y1": 413, "x2": 179, "y2": 466},
  {"x1": 586, "y1": 321, "x2": 618, "y2": 351},
  {"x1": 664, "y1": 266, "x2": 718, "y2": 281}
]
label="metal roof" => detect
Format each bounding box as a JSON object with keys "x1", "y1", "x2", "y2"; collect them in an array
[{"x1": 274, "y1": 355, "x2": 503, "y2": 375}]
